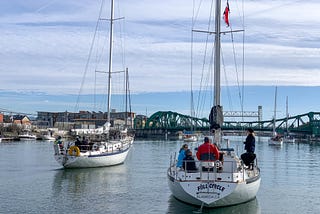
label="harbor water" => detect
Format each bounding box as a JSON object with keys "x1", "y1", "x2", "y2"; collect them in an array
[{"x1": 1, "y1": 137, "x2": 320, "y2": 213}]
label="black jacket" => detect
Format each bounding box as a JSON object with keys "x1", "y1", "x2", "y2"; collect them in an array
[
  {"x1": 244, "y1": 133, "x2": 255, "y2": 153},
  {"x1": 182, "y1": 156, "x2": 197, "y2": 171}
]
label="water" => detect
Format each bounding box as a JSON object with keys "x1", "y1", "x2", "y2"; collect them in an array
[{"x1": 1, "y1": 138, "x2": 320, "y2": 214}]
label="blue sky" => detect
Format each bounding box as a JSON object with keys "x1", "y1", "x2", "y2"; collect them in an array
[{"x1": 0, "y1": 0, "x2": 320, "y2": 120}]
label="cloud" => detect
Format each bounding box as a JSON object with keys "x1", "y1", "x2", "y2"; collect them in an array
[{"x1": 0, "y1": 0, "x2": 319, "y2": 107}]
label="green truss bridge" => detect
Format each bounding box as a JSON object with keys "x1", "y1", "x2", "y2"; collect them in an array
[{"x1": 134, "y1": 111, "x2": 320, "y2": 138}]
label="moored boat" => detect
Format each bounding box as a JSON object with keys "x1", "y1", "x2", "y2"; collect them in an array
[
  {"x1": 167, "y1": 0, "x2": 260, "y2": 208},
  {"x1": 53, "y1": 0, "x2": 134, "y2": 168},
  {"x1": 168, "y1": 145, "x2": 260, "y2": 207},
  {"x1": 268, "y1": 135, "x2": 283, "y2": 146},
  {"x1": 53, "y1": 125, "x2": 133, "y2": 168},
  {"x1": 268, "y1": 87, "x2": 283, "y2": 146},
  {"x1": 283, "y1": 135, "x2": 295, "y2": 143},
  {"x1": 183, "y1": 131, "x2": 198, "y2": 142},
  {"x1": 18, "y1": 131, "x2": 37, "y2": 140}
]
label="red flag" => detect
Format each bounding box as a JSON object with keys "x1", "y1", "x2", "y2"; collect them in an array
[{"x1": 223, "y1": 2, "x2": 230, "y2": 27}]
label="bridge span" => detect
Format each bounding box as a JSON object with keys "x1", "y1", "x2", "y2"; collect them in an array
[{"x1": 134, "y1": 111, "x2": 320, "y2": 139}]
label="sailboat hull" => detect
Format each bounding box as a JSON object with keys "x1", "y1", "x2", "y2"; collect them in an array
[
  {"x1": 54, "y1": 139, "x2": 133, "y2": 168},
  {"x1": 55, "y1": 148, "x2": 130, "y2": 168},
  {"x1": 167, "y1": 158, "x2": 261, "y2": 208},
  {"x1": 268, "y1": 138, "x2": 283, "y2": 146}
]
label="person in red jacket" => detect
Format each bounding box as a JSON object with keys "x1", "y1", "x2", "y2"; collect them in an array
[{"x1": 196, "y1": 137, "x2": 220, "y2": 161}]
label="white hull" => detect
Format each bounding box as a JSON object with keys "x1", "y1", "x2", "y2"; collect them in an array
[
  {"x1": 268, "y1": 138, "x2": 283, "y2": 146},
  {"x1": 41, "y1": 135, "x2": 56, "y2": 141},
  {"x1": 19, "y1": 134, "x2": 37, "y2": 140},
  {"x1": 168, "y1": 173, "x2": 260, "y2": 207},
  {"x1": 183, "y1": 135, "x2": 198, "y2": 142},
  {"x1": 167, "y1": 152, "x2": 261, "y2": 207},
  {"x1": 54, "y1": 138, "x2": 133, "y2": 168},
  {"x1": 283, "y1": 137, "x2": 295, "y2": 144},
  {"x1": 55, "y1": 147, "x2": 130, "y2": 168}
]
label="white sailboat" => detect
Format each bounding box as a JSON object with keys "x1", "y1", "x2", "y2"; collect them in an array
[
  {"x1": 182, "y1": 131, "x2": 198, "y2": 142},
  {"x1": 268, "y1": 87, "x2": 283, "y2": 146},
  {"x1": 38, "y1": 129, "x2": 55, "y2": 141},
  {"x1": 167, "y1": 0, "x2": 261, "y2": 208},
  {"x1": 18, "y1": 130, "x2": 37, "y2": 140},
  {"x1": 53, "y1": 0, "x2": 134, "y2": 168},
  {"x1": 283, "y1": 96, "x2": 295, "y2": 143}
]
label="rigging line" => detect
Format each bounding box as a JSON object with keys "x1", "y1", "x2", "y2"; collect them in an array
[
  {"x1": 192, "y1": 0, "x2": 205, "y2": 29},
  {"x1": 93, "y1": 25, "x2": 108, "y2": 111},
  {"x1": 193, "y1": 0, "x2": 213, "y2": 118},
  {"x1": 74, "y1": 0, "x2": 106, "y2": 112},
  {"x1": 94, "y1": 67, "x2": 97, "y2": 110},
  {"x1": 220, "y1": 47, "x2": 234, "y2": 113},
  {"x1": 226, "y1": 0, "x2": 244, "y2": 118},
  {"x1": 232, "y1": 0, "x2": 244, "y2": 26},
  {"x1": 229, "y1": 25, "x2": 243, "y2": 110},
  {"x1": 198, "y1": 44, "x2": 213, "y2": 119},
  {"x1": 191, "y1": 0, "x2": 195, "y2": 118},
  {"x1": 241, "y1": 0, "x2": 245, "y2": 126},
  {"x1": 34, "y1": 0, "x2": 59, "y2": 13},
  {"x1": 246, "y1": 0, "x2": 305, "y2": 18},
  {"x1": 126, "y1": 69, "x2": 132, "y2": 114},
  {"x1": 195, "y1": 0, "x2": 214, "y2": 118},
  {"x1": 115, "y1": 0, "x2": 126, "y2": 70},
  {"x1": 191, "y1": 0, "x2": 202, "y2": 118}
]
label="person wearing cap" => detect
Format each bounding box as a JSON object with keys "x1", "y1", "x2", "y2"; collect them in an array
[
  {"x1": 241, "y1": 128, "x2": 256, "y2": 168},
  {"x1": 196, "y1": 137, "x2": 220, "y2": 161},
  {"x1": 182, "y1": 149, "x2": 197, "y2": 171},
  {"x1": 176, "y1": 144, "x2": 188, "y2": 167}
]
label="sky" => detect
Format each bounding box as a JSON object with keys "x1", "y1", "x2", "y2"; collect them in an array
[{"x1": 0, "y1": 0, "x2": 320, "y2": 120}]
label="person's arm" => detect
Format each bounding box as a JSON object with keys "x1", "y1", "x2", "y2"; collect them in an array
[
  {"x1": 196, "y1": 146, "x2": 201, "y2": 160},
  {"x1": 244, "y1": 136, "x2": 249, "y2": 144},
  {"x1": 214, "y1": 146, "x2": 220, "y2": 160}
]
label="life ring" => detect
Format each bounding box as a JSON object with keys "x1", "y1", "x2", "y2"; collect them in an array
[{"x1": 68, "y1": 146, "x2": 80, "y2": 156}]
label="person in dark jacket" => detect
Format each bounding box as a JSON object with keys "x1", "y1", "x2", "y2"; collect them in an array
[
  {"x1": 241, "y1": 128, "x2": 256, "y2": 168},
  {"x1": 244, "y1": 128, "x2": 255, "y2": 153},
  {"x1": 75, "y1": 136, "x2": 81, "y2": 146},
  {"x1": 182, "y1": 149, "x2": 197, "y2": 172}
]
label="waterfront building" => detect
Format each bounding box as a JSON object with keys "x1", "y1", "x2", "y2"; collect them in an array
[{"x1": 36, "y1": 110, "x2": 135, "y2": 130}]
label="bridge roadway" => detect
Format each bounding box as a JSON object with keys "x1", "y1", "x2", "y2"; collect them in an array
[{"x1": 134, "y1": 111, "x2": 320, "y2": 139}]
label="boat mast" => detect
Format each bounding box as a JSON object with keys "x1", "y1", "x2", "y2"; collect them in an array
[
  {"x1": 286, "y1": 95, "x2": 288, "y2": 135},
  {"x1": 273, "y1": 86, "x2": 278, "y2": 135},
  {"x1": 209, "y1": 0, "x2": 224, "y2": 145},
  {"x1": 214, "y1": 0, "x2": 221, "y2": 107},
  {"x1": 107, "y1": 0, "x2": 114, "y2": 125},
  {"x1": 125, "y1": 67, "x2": 128, "y2": 128}
]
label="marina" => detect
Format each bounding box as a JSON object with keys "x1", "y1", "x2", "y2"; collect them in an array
[{"x1": 1, "y1": 138, "x2": 320, "y2": 213}]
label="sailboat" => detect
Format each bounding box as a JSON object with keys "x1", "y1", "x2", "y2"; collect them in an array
[
  {"x1": 283, "y1": 96, "x2": 295, "y2": 143},
  {"x1": 167, "y1": 0, "x2": 261, "y2": 208},
  {"x1": 53, "y1": 0, "x2": 134, "y2": 168},
  {"x1": 268, "y1": 87, "x2": 283, "y2": 146},
  {"x1": 182, "y1": 131, "x2": 199, "y2": 142}
]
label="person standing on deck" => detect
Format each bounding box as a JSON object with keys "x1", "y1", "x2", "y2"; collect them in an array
[
  {"x1": 243, "y1": 128, "x2": 255, "y2": 153},
  {"x1": 241, "y1": 128, "x2": 256, "y2": 168}
]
